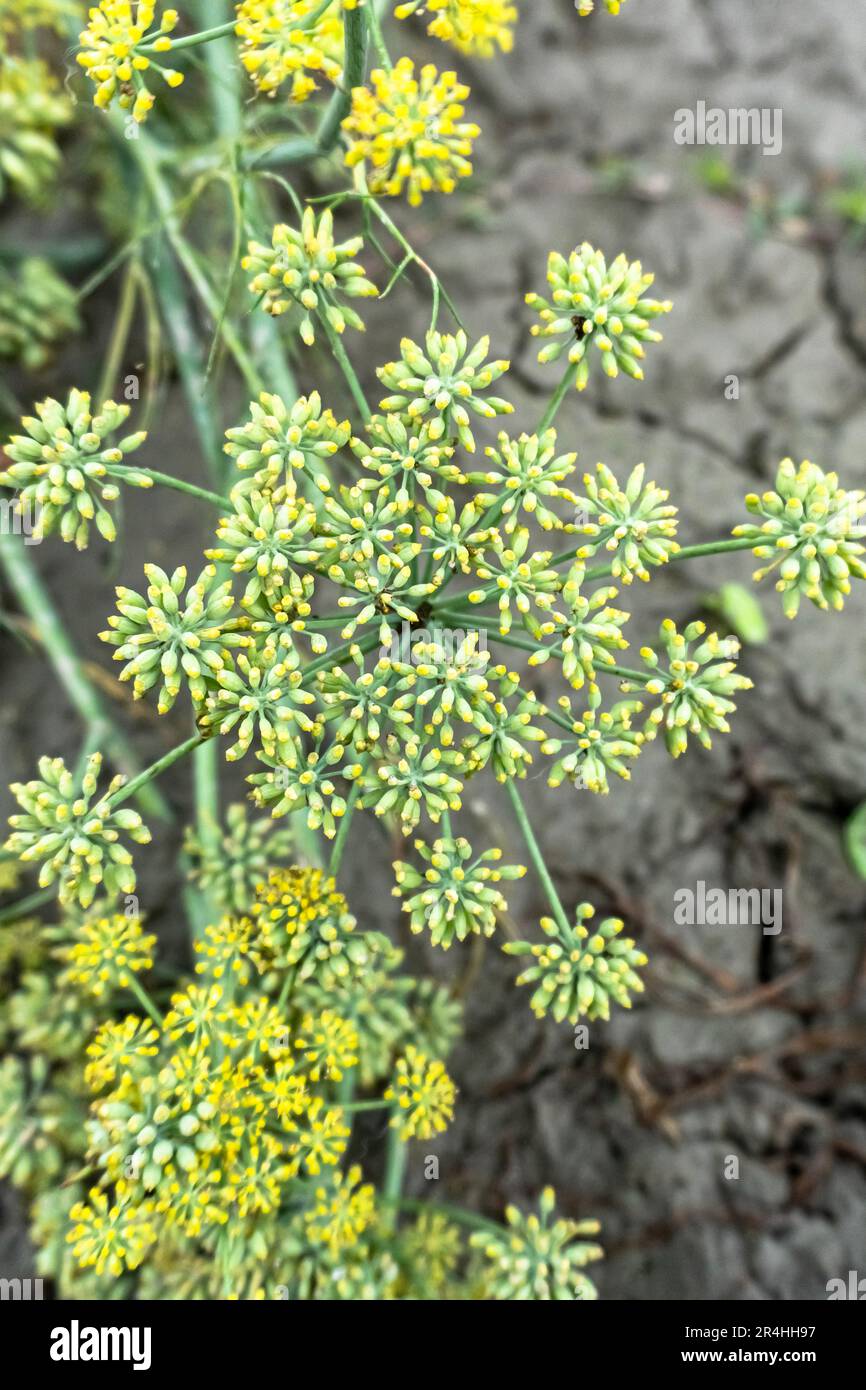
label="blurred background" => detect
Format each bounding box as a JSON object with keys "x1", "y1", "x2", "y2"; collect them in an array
[{"x1": 3, "y1": 0, "x2": 866, "y2": 1298}]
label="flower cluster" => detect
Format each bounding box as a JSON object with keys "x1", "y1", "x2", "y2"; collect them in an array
[
  {"x1": 393, "y1": 835, "x2": 526, "y2": 948},
  {"x1": 384, "y1": 1046, "x2": 456, "y2": 1139},
  {"x1": 235, "y1": 0, "x2": 345, "y2": 101},
  {"x1": 396, "y1": 0, "x2": 518, "y2": 57},
  {"x1": 527, "y1": 243, "x2": 672, "y2": 389},
  {"x1": 242, "y1": 209, "x2": 378, "y2": 346},
  {"x1": 470, "y1": 1187, "x2": 603, "y2": 1300},
  {"x1": 504, "y1": 903, "x2": 647, "y2": 1024},
  {"x1": 732, "y1": 458, "x2": 866, "y2": 618},
  {"x1": 77, "y1": 2, "x2": 184, "y2": 124},
  {"x1": 343, "y1": 57, "x2": 480, "y2": 206},
  {"x1": 56, "y1": 910, "x2": 157, "y2": 998},
  {"x1": 624, "y1": 619, "x2": 754, "y2": 759},
  {"x1": 0, "y1": 390, "x2": 149, "y2": 549},
  {"x1": 5, "y1": 753, "x2": 151, "y2": 908},
  {"x1": 570, "y1": 462, "x2": 680, "y2": 583}
]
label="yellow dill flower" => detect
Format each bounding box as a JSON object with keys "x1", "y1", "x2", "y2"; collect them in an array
[
  {"x1": 0, "y1": 58, "x2": 72, "y2": 205},
  {"x1": 163, "y1": 982, "x2": 225, "y2": 1045},
  {"x1": 385, "y1": 1045, "x2": 456, "y2": 1139},
  {"x1": 57, "y1": 913, "x2": 156, "y2": 999},
  {"x1": 234, "y1": 0, "x2": 344, "y2": 101},
  {"x1": 295, "y1": 1010, "x2": 358, "y2": 1082},
  {"x1": 290, "y1": 1095, "x2": 350, "y2": 1174},
  {"x1": 342, "y1": 57, "x2": 480, "y2": 207},
  {"x1": 194, "y1": 916, "x2": 266, "y2": 986},
  {"x1": 67, "y1": 1183, "x2": 157, "y2": 1276},
  {"x1": 304, "y1": 1164, "x2": 375, "y2": 1254},
  {"x1": 84, "y1": 1015, "x2": 159, "y2": 1091},
  {"x1": 396, "y1": 0, "x2": 517, "y2": 58},
  {"x1": 77, "y1": 2, "x2": 183, "y2": 124}
]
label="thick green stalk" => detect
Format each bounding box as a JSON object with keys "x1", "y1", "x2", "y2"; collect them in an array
[
  {"x1": 0, "y1": 533, "x2": 170, "y2": 821},
  {"x1": 383, "y1": 1125, "x2": 408, "y2": 1201}
]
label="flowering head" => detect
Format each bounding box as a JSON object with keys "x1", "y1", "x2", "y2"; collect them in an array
[
  {"x1": 385, "y1": 1046, "x2": 456, "y2": 1139},
  {"x1": 343, "y1": 57, "x2": 480, "y2": 207},
  {"x1": 624, "y1": 618, "x2": 753, "y2": 758},
  {"x1": 77, "y1": 2, "x2": 183, "y2": 123},
  {"x1": 242, "y1": 209, "x2": 378, "y2": 345},
  {"x1": 235, "y1": 0, "x2": 344, "y2": 101},
  {"x1": 57, "y1": 910, "x2": 156, "y2": 998},
  {"x1": 377, "y1": 329, "x2": 512, "y2": 451},
  {"x1": 732, "y1": 458, "x2": 866, "y2": 618},
  {"x1": 527, "y1": 243, "x2": 672, "y2": 389},
  {"x1": 470, "y1": 1187, "x2": 603, "y2": 1300},
  {"x1": 504, "y1": 903, "x2": 647, "y2": 1024},
  {"x1": 396, "y1": 0, "x2": 517, "y2": 57},
  {"x1": 0, "y1": 390, "x2": 148, "y2": 549},
  {"x1": 5, "y1": 753, "x2": 151, "y2": 908},
  {"x1": 569, "y1": 462, "x2": 680, "y2": 583},
  {"x1": 393, "y1": 835, "x2": 526, "y2": 949}
]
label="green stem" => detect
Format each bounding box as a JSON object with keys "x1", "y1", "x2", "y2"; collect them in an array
[
  {"x1": 0, "y1": 533, "x2": 170, "y2": 821},
  {"x1": 133, "y1": 133, "x2": 264, "y2": 396},
  {"x1": 319, "y1": 312, "x2": 372, "y2": 421},
  {"x1": 108, "y1": 465, "x2": 230, "y2": 509},
  {"x1": 366, "y1": 0, "x2": 392, "y2": 68},
  {"x1": 109, "y1": 732, "x2": 208, "y2": 810},
  {"x1": 536, "y1": 358, "x2": 578, "y2": 434},
  {"x1": 126, "y1": 972, "x2": 164, "y2": 1026},
  {"x1": 504, "y1": 778, "x2": 571, "y2": 937},
  {"x1": 341, "y1": 1099, "x2": 391, "y2": 1114},
  {"x1": 328, "y1": 779, "x2": 360, "y2": 878},
  {"x1": 138, "y1": 19, "x2": 237, "y2": 54},
  {"x1": 383, "y1": 1124, "x2": 408, "y2": 1201}
]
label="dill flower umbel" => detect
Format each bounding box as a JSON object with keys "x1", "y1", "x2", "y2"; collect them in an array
[
  {"x1": 184, "y1": 803, "x2": 294, "y2": 915},
  {"x1": 393, "y1": 836, "x2": 526, "y2": 949},
  {"x1": 224, "y1": 391, "x2": 350, "y2": 497},
  {"x1": 235, "y1": 0, "x2": 344, "y2": 101},
  {"x1": 77, "y1": 2, "x2": 184, "y2": 124},
  {"x1": 504, "y1": 903, "x2": 647, "y2": 1023},
  {"x1": 5, "y1": 752, "x2": 151, "y2": 908},
  {"x1": 343, "y1": 57, "x2": 480, "y2": 207},
  {"x1": 624, "y1": 618, "x2": 753, "y2": 758},
  {"x1": 57, "y1": 911, "x2": 157, "y2": 998},
  {"x1": 385, "y1": 1046, "x2": 456, "y2": 1139},
  {"x1": 732, "y1": 458, "x2": 866, "y2": 618},
  {"x1": 377, "y1": 329, "x2": 513, "y2": 451},
  {"x1": 468, "y1": 429, "x2": 578, "y2": 533},
  {"x1": 304, "y1": 1164, "x2": 376, "y2": 1254},
  {"x1": 242, "y1": 209, "x2": 378, "y2": 345},
  {"x1": 470, "y1": 1187, "x2": 603, "y2": 1301},
  {"x1": 527, "y1": 243, "x2": 672, "y2": 389},
  {"x1": 100, "y1": 563, "x2": 243, "y2": 712},
  {"x1": 396, "y1": 0, "x2": 518, "y2": 57},
  {"x1": 68, "y1": 1184, "x2": 158, "y2": 1277},
  {"x1": 570, "y1": 461, "x2": 680, "y2": 583},
  {"x1": 0, "y1": 390, "x2": 149, "y2": 549}
]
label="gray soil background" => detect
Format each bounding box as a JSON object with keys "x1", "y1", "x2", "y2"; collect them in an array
[{"x1": 3, "y1": 0, "x2": 866, "y2": 1299}]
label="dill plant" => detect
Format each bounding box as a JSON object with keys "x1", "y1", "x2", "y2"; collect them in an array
[{"x1": 0, "y1": 0, "x2": 863, "y2": 1302}]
